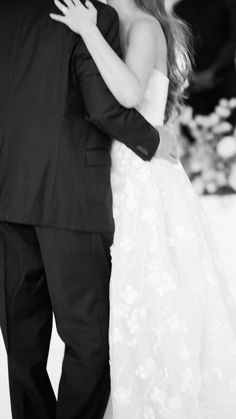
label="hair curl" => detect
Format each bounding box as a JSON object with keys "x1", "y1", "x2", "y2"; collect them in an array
[{"x1": 134, "y1": 0, "x2": 193, "y2": 122}]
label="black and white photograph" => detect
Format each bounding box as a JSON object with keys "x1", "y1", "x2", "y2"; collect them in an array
[{"x1": 0, "y1": 0, "x2": 236, "y2": 418}]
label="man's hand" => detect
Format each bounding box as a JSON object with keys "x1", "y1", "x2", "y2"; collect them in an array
[{"x1": 155, "y1": 125, "x2": 179, "y2": 163}]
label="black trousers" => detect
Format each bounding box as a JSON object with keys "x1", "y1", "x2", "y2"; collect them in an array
[{"x1": 0, "y1": 222, "x2": 113, "y2": 419}]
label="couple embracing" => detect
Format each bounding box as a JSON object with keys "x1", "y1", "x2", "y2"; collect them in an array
[{"x1": 1, "y1": 1, "x2": 236, "y2": 418}]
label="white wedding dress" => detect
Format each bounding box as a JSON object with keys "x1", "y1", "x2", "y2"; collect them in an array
[{"x1": 104, "y1": 69, "x2": 236, "y2": 419}]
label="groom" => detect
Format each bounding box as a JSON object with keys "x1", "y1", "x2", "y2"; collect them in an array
[{"x1": 0, "y1": 0, "x2": 176, "y2": 418}]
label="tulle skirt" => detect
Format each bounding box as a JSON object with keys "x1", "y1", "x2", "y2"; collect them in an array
[{"x1": 105, "y1": 140, "x2": 236, "y2": 419}]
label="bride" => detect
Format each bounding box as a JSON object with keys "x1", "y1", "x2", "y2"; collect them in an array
[{"x1": 50, "y1": 0, "x2": 236, "y2": 417}]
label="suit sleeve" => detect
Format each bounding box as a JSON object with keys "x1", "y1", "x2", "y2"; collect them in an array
[{"x1": 73, "y1": 6, "x2": 160, "y2": 161}]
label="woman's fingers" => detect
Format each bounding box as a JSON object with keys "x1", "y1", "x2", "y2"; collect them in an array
[
  {"x1": 73, "y1": 0, "x2": 83, "y2": 6},
  {"x1": 50, "y1": 0, "x2": 97, "y2": 32},
  {"x1": 50, "y1": 13, "x2": 67, "y2": 23},
  {"x1": 62, "y1": 0, "x2": 75, "y2": 8},
  {"x1": 54, "y1": 0, "x2": 68, "y2": 14},
  {"x1": 85, "y1": 0, "x2": 96, "y2": 11}
]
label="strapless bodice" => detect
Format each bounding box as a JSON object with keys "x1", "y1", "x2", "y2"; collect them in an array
[{"x1": 136, "y1": 69, "x2": 169, "y2": 127}]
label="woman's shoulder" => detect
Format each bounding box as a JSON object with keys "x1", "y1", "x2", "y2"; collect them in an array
[
  {"x1": 127, "y1": 14, "x2": 167, "y2": 55},
  {"x1": 128, "y1": 14, "x2": 165, "y2": 42}
]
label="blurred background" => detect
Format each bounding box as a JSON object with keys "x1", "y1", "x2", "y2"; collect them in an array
[
  {"x1": 168, "y1": 0, "x2": 236, "y2": 196},
  {"x1": 1, "y1": 1, "x2": 236, "y2": 417}
]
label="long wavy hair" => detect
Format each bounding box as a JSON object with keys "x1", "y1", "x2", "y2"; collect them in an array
[{"x1": 134, "y1": 0, "x2": 193, "y2": 121}]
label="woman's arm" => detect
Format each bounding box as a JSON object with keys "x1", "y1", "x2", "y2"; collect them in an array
[
  {"x1": 50, "y1": 0, "x2": 165, "y2": 108},
  {"x1": 83, "y1": 18, "x2": 160, "y2": 108}
]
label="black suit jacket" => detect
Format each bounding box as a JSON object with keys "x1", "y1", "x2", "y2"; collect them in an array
[{"x1": 0, "y1": 0, "x2": 160, "y2": 232}]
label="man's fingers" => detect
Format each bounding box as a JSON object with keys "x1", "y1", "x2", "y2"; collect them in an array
[{"x1": 50, "y1": 13, "x2": 68, "y2": 23}]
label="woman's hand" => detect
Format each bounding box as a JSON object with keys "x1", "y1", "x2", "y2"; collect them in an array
[
  {"x1": 50, "y1": 0, "x2": 97, "y2": 37},
  {"x1": 155, "y1": 126, "x2": 179, "y2": 163}
]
